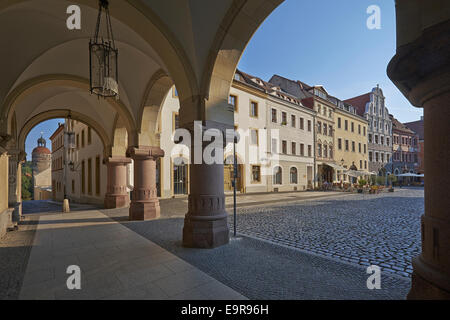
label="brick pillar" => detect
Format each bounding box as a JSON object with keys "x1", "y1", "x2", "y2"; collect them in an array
[
  {"x1": 128, "y1": 146, "x2": 164, "y2": 221},
  {"x1": 104, "y1": 156, "x2": 131, "y2": 209}
]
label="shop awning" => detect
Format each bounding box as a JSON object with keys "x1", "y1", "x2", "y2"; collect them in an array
[
  {"x1": 345, "y1": 170, "x2": 370, "y2": 177},
  {"x1": 323, "y1": 162, "x2": 346, "y2": 171}
]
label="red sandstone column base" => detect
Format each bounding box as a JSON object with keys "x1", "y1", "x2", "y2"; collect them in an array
[
  {"x1": 183, "y1": 214, "x2": 229, "y2": 248},
  {"x1": 408, "y1": 257, "x2": 450, "y2": 300},
  {"x1": 129, "y1": 200, "x2": 160, "y2": 221},
  {"x1": 104, "y1": 194, "x2": 129, "y2": 209}
]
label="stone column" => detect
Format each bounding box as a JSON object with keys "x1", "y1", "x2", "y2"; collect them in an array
[
  {"x1": 128, "y1": 146, "x2": 164, "y2": 221},
  {"x1": 387, "y1": 18, "x2": 450, "y2": 299},
  {"x1": 407, "y1": 93, "x2": 450, "y2": 299},
  {"x1": 8, "y1": 149, "x2": 22, "y2": 223},
  {"x1": 182, "y1": 121, "x2": 231, "y2": 248},
  {"x1": 104, "y1": 156, "x2": 132, "y2": 209}
]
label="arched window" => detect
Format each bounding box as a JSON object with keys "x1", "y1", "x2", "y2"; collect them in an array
[
  {"x1": 273, "y1": 166, "x2": 282, "y2": 185},
  {"x1": 290, "y1": 167, "x2": 298, "y2": 184}
]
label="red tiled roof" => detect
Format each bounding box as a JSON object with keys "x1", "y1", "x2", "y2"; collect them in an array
[
  {"x1": 32, "y1": 146, "x2": 51, "y2": 154},
  {"x1": 392, "y1": 117, "x2": 415, "y2": 134},
  {"x1": 404, "y1": 119, "x2": 424, "y2": 140},
  {"x1": 343, "y1": 93, "x2": 371, "y2": 117}
]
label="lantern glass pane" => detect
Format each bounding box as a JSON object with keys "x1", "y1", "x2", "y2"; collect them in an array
[{"x1": 90, "y1": 42, "x2": 118, "y2": 98}]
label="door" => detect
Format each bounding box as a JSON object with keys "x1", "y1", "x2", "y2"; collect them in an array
[
  {"x1": 173, "y1": 163, "x2": 187, "y2": 195},
  {"x1": 224, "y1": 164, "x2": 233, "y2": 191}
]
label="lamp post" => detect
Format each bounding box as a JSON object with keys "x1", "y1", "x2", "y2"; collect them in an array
[{"x1": 232, "y1": 130, "x2": 240, "y2": 238}]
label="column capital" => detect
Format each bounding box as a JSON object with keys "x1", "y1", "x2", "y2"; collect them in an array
[
  {"x1": 126, "y1": 146, "x2": 164, "y2": 160},
  {"x1": 387, "y1": 19, "x2": 450, "y2": 107},
  {"x1": 105, "y1": 156, "x2": 132, "y2": 165}
]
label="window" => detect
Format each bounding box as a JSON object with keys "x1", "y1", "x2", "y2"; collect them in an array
[
  {"x1": 300, "y1": 143, "x2": 305, "y2": 156},
  {"x1": 329, "y1": 125, "x2": 333, "y2": 136},
  {"x1": 317, "y1": 121, "x2": 322, "y2": 134},
  {"x1": 300, "y1": 118, "x2": 304, "y2": 130},
  {"x1": 329, "y1": 146, "x2": 333, "y2": 159},
  {"x1": 81, "y1": 160, "x2": 85, "y2": 194},
  {"x1": 386, "y1": 137, "x2": 390, "y2": 146},
  {"x1": 368, "y1": 134, "x2": 372, "y2": 143},
  {"x1": 363, "y1": 127, "x2": 366, "y2": 136},
  {"x1": 88, "y1": 127, "x2": 92, "y2": 145},
  {"x1": 250, "y1": 129, "x2": 258, "y2": 145},
  {"x1": 307, "y1": 120, "x2": 311, "y2": 132},
  {"x1": 81, "y1": 130, "x2": 85, "y2": 148},
  {"x1": 95, "y1": 156, "x2": 100, "y2": 196},
  {"x1": 375, "y1": 152, "x2": 379, "y2": 162},
  {"x1": 365, "y1": 161, "x2": 367, "y2": 169},
  {"x1": 281, "y1": 112, "x2": 287, "y2": 125},
  {"x1": 308, "y1": 145, "x2": 312, "y2": 157},
  {"x1": 381, "y1": 153, "x2": 384, "y2": 163},
  {"x1": 282, "y1": 140, "x2": 287, "y2": 154},
  {"x1": 375, "y1": 135, "x2": 379, "y2": 144},
  {"x1": 323, "y1": 145, "x2": 328, "y2": 158},
  {"x1": 351, "y1": 122, "x2": 354, "y2": 132},
  {"x1": 291, "y1": 142, "x2": 296, "y2": 155},
  {"x1": 338, "y1": 138, "x2": 342, "y2": 150},
  {"x1": 345, "y1": 120, "x2": 348, "y2": 131},
  {"x1": 271, "y1": 108, "x2": 277, "y2": 123},
  {"x1": 76, "y1": 134, "x2": 80, "y2": 149},
  {"x1": 323, "y1": 123, "x2": 327, "y2": 135},
  {"x1": 290, "y1": 167, "x2": 298, "y2": 184},
  {"x1": 338, "y1": 117, "x2": 341, "y2": 128},
  {"x1": 229, "y1": 95, "x2": 238, "y2": 111},
  {"x1": 251, "y1": 165, "x2": 261, "y2": 183},
  {"x1": 381, "y1": 136, "x2": 384, "y2": 145},
  {"x1": 250, "y1": 101, "x2": 258, "y2": 117},
  {"x1": 359, "y1": 143, "x2": 361, "y2": 153},
  {"x1": 387, "y1": 154, "x2": 390, "y2": 163},
  {"x1": 328, "y1": 109, "x2": 332, "y2": 118},
  {"x1": 352, "y1": 141, "x2": 355, "y2": 152},
  {"x1": 360, "y1": 160, "x2": 363, "y2": 169},
  {"x1": 271, "y1": 138, "x2": 277, "y2": 154},
  {"x1": 358, "y1": 124, "x2": 361, "y2": 134},
  {"x1": 369, "y1": 152, "x2": 373, "y2": 162},
  {"x1": 291, "y1": 115, "x2": 296, "y2": 127},
  {"x1": 173, "y1": 112, "x2": 180, "y2": 131},
  {"x1": 88, "y1": 158, "x2": 92, "y2": 195},
  {"x1": 345, "y1": 140, "x2": 349, "y2": 151},
  {"x1": 273, "y1": 167, "x2": 282, "y2": 185},
  {"x1": 318, "y1": 143, "x2": 322, "y2": 157}
]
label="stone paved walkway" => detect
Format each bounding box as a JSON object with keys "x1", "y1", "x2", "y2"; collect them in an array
[{"x1": 18, "y1": 210, "x2": 245, "y2": 300}]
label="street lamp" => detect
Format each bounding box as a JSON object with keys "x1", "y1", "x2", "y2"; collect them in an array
[{"x1": 89, "y1": 0, "x2": 119, "y2": 99}]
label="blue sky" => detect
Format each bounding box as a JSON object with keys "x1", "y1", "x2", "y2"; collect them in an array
[
  {"x1": 26, "y1": 1, "x2": 421, "y2": 159},
  {"x1": 238, "y1": 0, "x2": 422, "y2": 122}
]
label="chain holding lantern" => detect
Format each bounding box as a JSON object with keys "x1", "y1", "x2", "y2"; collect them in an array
[{"x1": 89, "y1": 0, "x2": 119, "y2": 99}]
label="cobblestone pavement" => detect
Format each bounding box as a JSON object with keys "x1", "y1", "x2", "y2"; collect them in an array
[
  {"x1": 0, "y1": 215, "x2": 38, "y2": 299},
  {"x1": 229, "y1": 188, "x2": 423, "y2": 279}
]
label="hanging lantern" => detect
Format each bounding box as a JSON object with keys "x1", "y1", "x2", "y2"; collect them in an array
[{"x1": 89, "y1": 0, "x2": 119, "y2": 99}]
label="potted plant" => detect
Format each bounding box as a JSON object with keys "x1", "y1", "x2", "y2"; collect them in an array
[{"x1": 358, "y1": 179, "x2": 366, "y2": 193}]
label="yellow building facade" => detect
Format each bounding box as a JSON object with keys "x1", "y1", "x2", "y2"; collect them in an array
[{"x1": 334, "y1": 106, "x2": 369, "y2": 182}]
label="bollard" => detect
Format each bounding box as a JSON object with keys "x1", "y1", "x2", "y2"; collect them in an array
[{"x1": 63, "y1": 199, "x2": 70, "y2": 213}]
